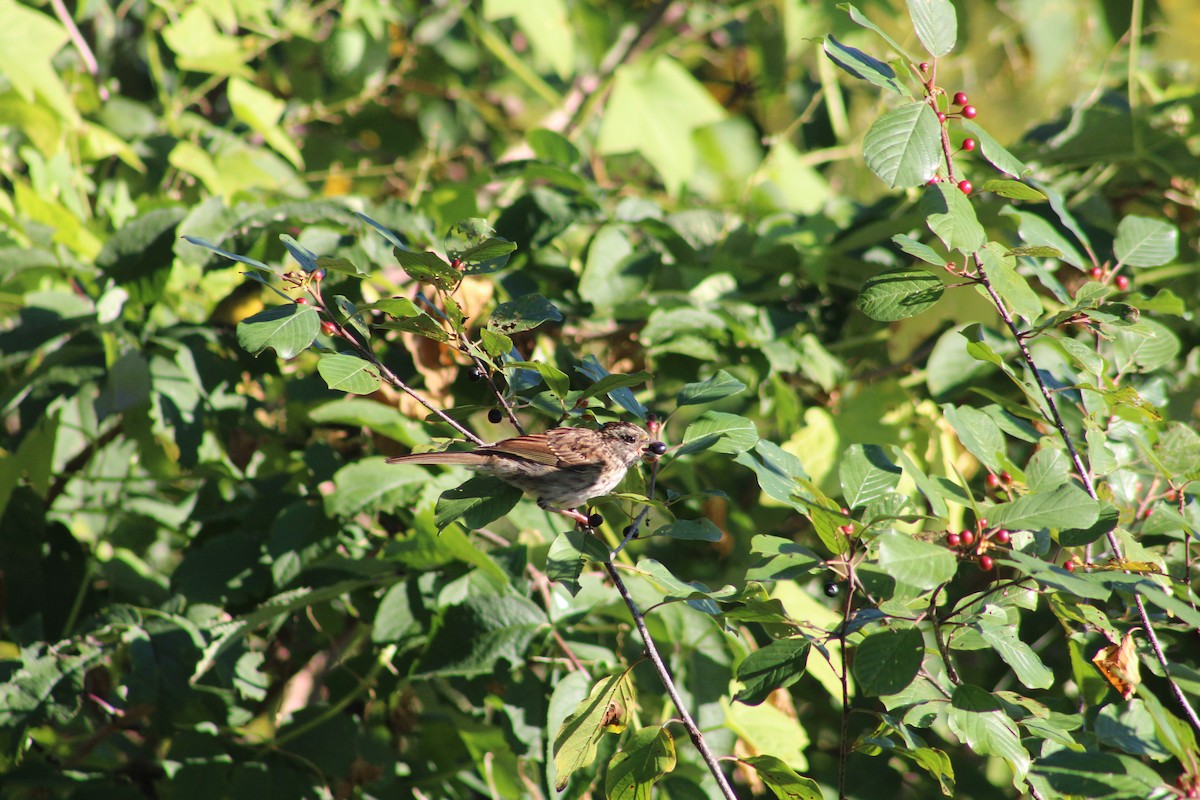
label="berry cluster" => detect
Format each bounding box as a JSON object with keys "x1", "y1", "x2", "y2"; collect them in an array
[
  {"x1": 916, "y1": 68, "x2": 979, "y2": 195},
  {"x1": 1089, "y1": 265, "x2": 1130, "y2": 291},
  {"x1": 945, "y1": 517, "x2": 1011, "y2": 571}
]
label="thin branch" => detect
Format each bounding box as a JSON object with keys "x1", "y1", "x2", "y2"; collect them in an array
[
  {"x1": 50, "y1": 0, "x2": 98, "y2": 76},
  {"x1": 972, "y1": 253, "x2": 1200, "y2": 735},
  {"x1": 603, "y1": 562, "x2": 737, "y2": 800}
]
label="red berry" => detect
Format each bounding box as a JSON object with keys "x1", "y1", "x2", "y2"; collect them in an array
[
  {"x1": 1000, "y1": 473, "x2": 1011, "y2": 485},
  {"x1": 986, "y1": 473, "x2": 1001, "y2": 489},
  {"x1": 977, "y1": 518, "x2": 987, "y2": 529},
  {"x1": 919, "y1": 62, "x2": 930, "y2": 73},
  {"x1": 320, "y1": 320, "x2": 337, "y2": 336},
  {"x1": 958, "y1": 180, "x2": 972, "y2": 195},
  {"x1": 979, "y1": 555, "x2": 994, "y2": 570},
  {"x1": 961, "y1": 105, "x2": 977, "y2": 119},
  {"x1": 1090, "y1": 267, "x2": 1104, "y2": 280},
  {"x1": 962, "y1": 138, "x2": 976, "y2": 151},
  {"x1": 953, "y1": 91, "x2": 968, "y2": 106},
  {"x1": 1064, "y1": 560, "x2": 1076, "y2": 572},
  {"x1": 295, "y1": 297, "x2": 309, "y2": 305},
  {"x1": 928, "y1": 176, "x2": 941, "y2": 185},
  {"x1": 937, "y1": 112, "x2": 947, "y2": 123},
  {"x1": 314, "y1": 269, "x2": 326, "y2": 281},
  {"x1": 1165, "y1": 489, "x2": 1178, "y2": 502},
  {"x1": 960, "y1": 530, "x2": 975, "y2": 546},
  {"x1": 992, "y1": 529, "x2": 1011, "y2": 544},
  {"x1": 947, "y1": 533, "x2": 962, "y2": 547},
  {"x1": 1114, "y1": 275, "x2": 1130, "y2": 290}
]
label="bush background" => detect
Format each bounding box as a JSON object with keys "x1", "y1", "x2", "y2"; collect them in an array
[{"x1": 1, "y1": 1, "x2": 1198, "y2": 798}]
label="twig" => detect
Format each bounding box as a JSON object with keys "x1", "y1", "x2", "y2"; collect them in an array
[
  {"x1": 50, "y1": 0, "x2": 98, "y2": 75},
  {"x1": 837, "y1": 577, "x2": 853, "y2": 800},
  {"x1": 602, "y1": 561, "x2": 737, "y2": 800}
]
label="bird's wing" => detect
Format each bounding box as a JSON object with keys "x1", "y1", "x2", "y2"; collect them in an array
[{"x1": 486, "y1": 429, "x2": 594, "y2": 468}]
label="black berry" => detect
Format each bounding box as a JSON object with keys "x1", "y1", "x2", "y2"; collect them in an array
[
  {"x1": 487, "y1": 409, "x2": 503, "y2": 424},
  {"x1": 587, "y1": 512, "x2": 604, "y2": 529}
]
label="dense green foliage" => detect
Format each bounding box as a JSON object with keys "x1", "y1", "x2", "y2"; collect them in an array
[{"x1": 2, "y1": 1, "x2": 1199, "y2": 798}]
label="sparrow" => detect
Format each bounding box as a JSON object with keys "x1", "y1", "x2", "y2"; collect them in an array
[{"x1": 388, "y1": 421, "x2": 661, "y2": 525}]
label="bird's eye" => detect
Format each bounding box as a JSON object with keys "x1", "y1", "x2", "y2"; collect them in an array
[{"x1": 622, "y1": 433, "x2": 636, "y2": 443}]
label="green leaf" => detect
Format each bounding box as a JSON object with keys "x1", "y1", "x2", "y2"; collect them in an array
[
  {"x1": 1002, "y1": 550, "x2": 1111, "y2": 600},
  {"x1": 419, "y1": 594, "x2": 547, "y2": 677},
  {"x1": 236, "y1": 303, "x2": 321, "y2": 359},
  {"x1": 856, "y1": 267, "x2": 944, "y2": 321},
  {"x1": 553, "y1": 672, "x2": 636, "y2": 790},
  {"x1": 479, "y1": 327, "x2": 513, "y2": 358},
  {"x1": 325, "y1": 459, "x2": 429, "y2": 517},
  {"x1": 840, "y1": 4, "x2": 914, "y2": 60},
  {"x1": 393, "y1": 246, "x2": 462, "y2": 290},
  {"x1": 1114, "y1": 215, "x2": 1177, "y2": 268},
  {"x1": 877, "y1": 531, "x2": 957, "y2": 590},
  {"x1": 853, "y1": 627, "x2": 924, "y2": 696},
  {"x1": 546, "y1": 530, "x2": 611, "y2": 594},
  {"x1": 891, "y1": 233, "x2": 945, "y2": 266},
  {"x1": 597, "y1": 55, "x2": 726, "y2": 195},
  {"x1": 839, "y1": 444, "x2": 902, "y2": 509},
  {"x1": 604, "y1": 726, "x2": 675, "y2": 800},
  {"x1": 1113, "y1": 317, "x2": 1180, "y2": 372},
  {"x1": 576, "y1": 356, "x2": 648, "y2": 418},
  {"x1": 434, "y1": 476, "x2": 524, "y2": 530},
  {"x1": 1153, "y1": 423, "x2": 1200, "y2": 481},
  {"x1": 676, "y1": 370, "x2": 746, "y2": 406},
  {"x1": 653, "y1": 518, "x2": 723, "y2": 542},
  {"x1": 962, "y1": 121, "x2": 1027, "y2": 176},
  {"x1": 947, "y1": 685, "x2": 1029, "y2": 781},
  {"x1": 507, "y1": 360, "x2": 570, "y2": 399},
  {"x1": 987, "y1": 484, "x2": 1099, "y2": 531},
  {"x1": 679, "y1": 411, "x2": 759, "y2": 455},
  {"x1": 488, "y1": 294, "x2": 562, "y2": 334},
  {"x1": 741, "y1": 755, "x2": 823, "y2": 800},
  {"x1": 0, "y1": 0, "x2": 77, "y2": 122},
  {"x1": 980, "y1": 242, "x2": 1042, "y2": 322},
  {"x1": 734, "y1": 638, "x2": 811, "y2": 706},
  {"x1": 998, "y1": 207, "x2": 1085, "y2": 269},
  {"x1": 975, "y1": 608, "x2": 1053, "y2": 689},
  {"x1": 942, "y1": 404, "x2": 1005, "y2": 473},
  {"x1": 823, "y1": 35, "x2": 907, "y2": 95},
  {"x1": 316, "y1": 254, "x2": 367, "y2": 276},
  {"x1": 979, "y1": 179, "x2": 1045, "y2": 201},
  {"x1": 528, "y1": 128, "x2": 581, "y2": 165},
  {"x1": 378, "y1": 311, "x2": 452, "y2": 342},
  {"x1": 734, "y1": 441, "x2": 814, "y2": 512},
  {"x1": 1031, "y1": 750, "x2": 1165, "y2": 798},
  {"x1": 863, "y1": 102, "x2": 942, "y2": 188},
  {"x1": 577, "y1": 370, "x2": 654, "y2": 402},
  {"x1": 316, "y1": 353, "x2": 382, "y2": 395},
  {"x1": 906, "y1": 0, "x2": 957, "y2": 56},
  {"x1": 922, "y1": 182, "x2": 986, "y2": 254},
  {"x1": 227, "y1": 77, "x2": 303, "y2": 169}
]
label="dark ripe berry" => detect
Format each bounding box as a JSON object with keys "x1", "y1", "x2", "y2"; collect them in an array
[
  {"x1": 320, "y1": 320, "x2": 337, "y2": 336},
  {"x1": 986, "y1": 473, "x2": 1001, "y2": 489},
  {"x1": 487, "y1": 409, "x2": 503, "y2": 424},
  {"x1": 937, "y1": 112, "x2": 947, "y2": 123},
  {"x1": 992, "y1": 528, "x2": 1011, "y2": 544},
  {"x1": 295, "y1": 297, "x2": 309, "y2": 305},
  {"x1": 919, "y1": 62, "x2": 930, "y2": 73},
  {"x1": 953, "y1": 91, "x2": 969, "y2": 106},
  {"x1": 468, "y1": 368, "x2": 484, "y2": 382},
  {"x1": 958, "y1": 180, "x2": 972, "y2": 195},
  {"x1": 824, "y1": 581, "x2": 840, "y2": 598},
  {"x1": 962, "y1": 138, "x2": 976, "y2": 151},
  {"x1": 1064, "y1": 560, "x2": 1076, "y2": 572},
  {"x1": 960, "y1": 530, "x2": 975, "y2": 546},
  {"x1": 587, "y1": 512, "x2": 604, "y2": 529},
  {"x1": 1090, "y1": 266, "x2": 1104, "y2": 280},
  {"x1": 979, "y1": 555, "x2": 994, "y2": 570},
  {"x1": 648, "y1": 441, "x2": 667, "y2": 456},
  {"x1": 961, "y1": 105, "x2": 977, "y2": 118},
  {"x1": 946, "y1": 532, "x2": 962, "y2": 547},
  {"x1": 1114, "y1": 275, "x2": 1130, "y2": 290}
]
